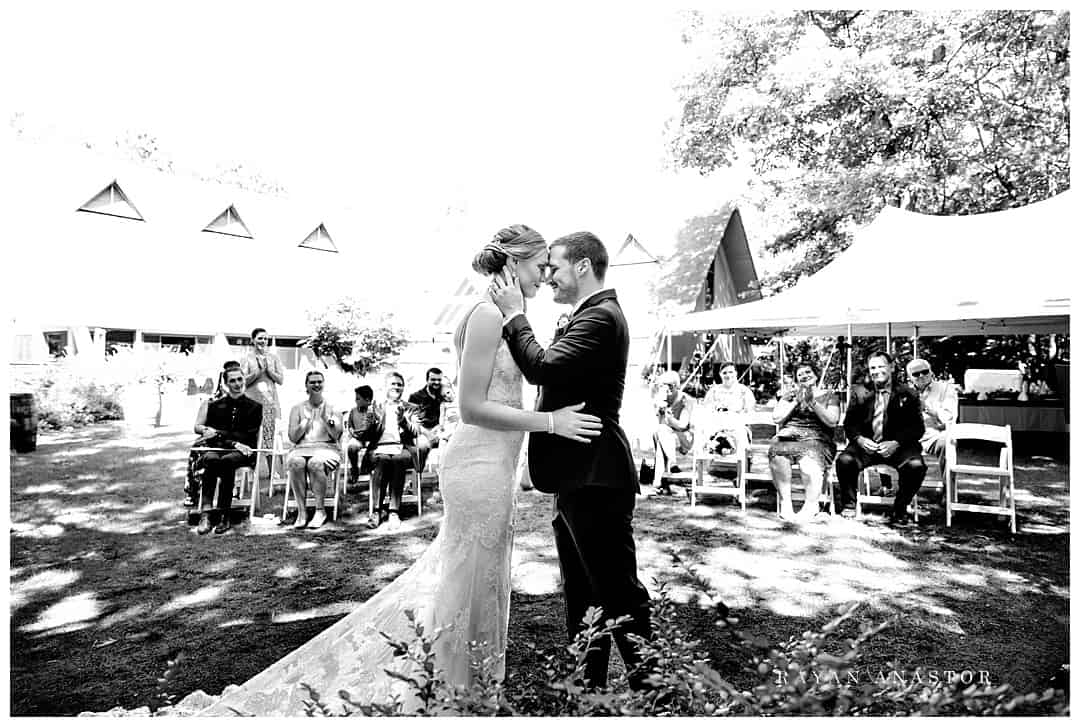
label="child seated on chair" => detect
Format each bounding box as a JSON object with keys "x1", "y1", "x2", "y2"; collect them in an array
[
  {"x1": 345, "y1": 384, "x2": 377, "y2": 484},
  {"x1": 285, "y1": 371, "x2": 344, "y2": 531}
]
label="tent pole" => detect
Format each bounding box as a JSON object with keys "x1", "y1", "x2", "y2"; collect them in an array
[
  {"x1": 778, "y1": 334, "x2": 785, "y2": 381},
  {"x1": 912, "y1": 325, "x2": 919, "y2": 358},
  {"x1": 819, "y1": 347, "x2": 836, "y2": 389},
  {"x1": 665, "y1": 328, "x2": 672, "y2": 371},
  {"x1": 846, "y1": 323, "x2": 853, "y2": 393},
  {"x1": 885, "y1": 322, "x2": 893, "y2": 355},
  {"x1": 683, "y1": 334, "x2": 724, "y2": 389}
]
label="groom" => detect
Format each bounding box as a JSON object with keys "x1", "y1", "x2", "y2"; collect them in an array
[{"x1": 491, "y1": 231, "x2": 653, "y2": 690}]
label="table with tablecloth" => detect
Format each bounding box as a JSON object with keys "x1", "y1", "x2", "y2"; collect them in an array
[{"x1": 959, "y1": 401, "x2": 1068, "y2": 432}]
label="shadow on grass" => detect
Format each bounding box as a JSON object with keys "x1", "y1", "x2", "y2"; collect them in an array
[
  {"x1": 9, "y1": 422, "x2": 1070, "y2": 714},
  {"x1": 9, "y1": 422, "x2": 442, "y2": 715}
]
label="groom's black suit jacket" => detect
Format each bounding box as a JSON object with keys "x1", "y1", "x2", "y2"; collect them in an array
[{"x1": 503, "y1": 289, "x2": 638, "y2": 495}]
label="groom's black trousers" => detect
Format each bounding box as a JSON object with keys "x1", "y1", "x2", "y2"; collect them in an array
[{"x1": 554, "y1": 485, "x2": 652, "y2": 690}]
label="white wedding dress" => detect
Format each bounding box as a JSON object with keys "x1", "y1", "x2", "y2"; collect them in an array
[{"x1": 201, "y1": 329, "x2": 524, "y2": 716}]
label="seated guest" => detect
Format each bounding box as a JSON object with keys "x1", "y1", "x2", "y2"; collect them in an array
[
  {"x1": 768, "y1": 362, "x2": 840, "y2": 521},
  {"x1": 185, "y1": 362, "x2": 238, "y2": 507},
  {"x1": 285, "y1": 371, "x2": 345, "y2": 530},
  {"x1": 906, "y1": 358, "x2": 957, "y2": 485},
  {"x1": 406, "y1": 366, "x2": 455, "y2": 472},
  {"x1": 363, "y1": 371, "x2": 421, "y2": 531},
  {"x1": 345, "y1": 384, "x2": 376, "y2": 484},
  {"x1": 650, "y1": 369, "x2": 694, "y2": 496},
  {"x1": 702, "y1": 361, "x2": 756, "y2": 455},
  {"x1": 193, "y1": 362, "x2": 263, "y2": 535},
  {"x1": 836, "y1": 351, "x2": 926, "y2": 525}
]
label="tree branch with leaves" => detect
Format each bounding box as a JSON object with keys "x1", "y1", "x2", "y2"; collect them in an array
[
  {"x1": 671, "y1": 9, "x2": 1069, "y2": 294},
  {"x1": 300, "y1": 299, "x2": 409, "y2": 377}
]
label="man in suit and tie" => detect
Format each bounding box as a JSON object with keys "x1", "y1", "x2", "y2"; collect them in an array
[
  {"x1": 491, "y1": 231, "x2": 653, "y2": 691},
  {"x1": 836, "y1": 350, "x2": 927, "y2": 525}
]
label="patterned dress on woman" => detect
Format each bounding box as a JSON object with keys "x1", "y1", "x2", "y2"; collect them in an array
[
  {"x1": 768, "y1": 389, "x2": 840, "y2": 468},
  {"x1": 241, "y1": 350, "x2": 283, "y2": 461}
]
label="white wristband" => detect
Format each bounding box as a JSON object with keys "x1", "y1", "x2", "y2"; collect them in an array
[{"x1": 547, "y1": 412, "x2": 555, "y2": 435}]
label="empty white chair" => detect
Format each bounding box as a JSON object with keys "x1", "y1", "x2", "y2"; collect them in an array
[{"x1": 944, "y1": 423, "x2": 1016, "y2": 533}]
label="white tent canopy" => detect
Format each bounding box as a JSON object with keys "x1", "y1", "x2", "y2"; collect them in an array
[{"x1": 665, "y1": 192, "x2": 1072, "y2": 337}]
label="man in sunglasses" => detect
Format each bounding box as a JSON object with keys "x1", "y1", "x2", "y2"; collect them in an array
[{"x1": 906, "y1": 358, "x2": 957, "y2": 485}]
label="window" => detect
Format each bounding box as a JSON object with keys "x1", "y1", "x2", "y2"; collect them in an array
[
  {"x1": 298, "y1": 223, "x2": 338, "y2": 252},
  {"x1": 203, "y1": 205, "x2": 253, "y2": 238},
  {"x1": 160, "y1": 335, "x2": 196, "y2": 354},
  {"x1": 78, "y1": 181, "x2": 144, "y2": 221},
  {"x1": 105, "y1": 329, "x2": 136, "y2": 355},
  {"x1": 141, "y1": 333, "x2": 201, "y2": 354},
  {"x1": 44, "y1": 331, "x2": 70, "y2": 356}
]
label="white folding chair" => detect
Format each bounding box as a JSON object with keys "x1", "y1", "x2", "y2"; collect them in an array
[
  {"x1": 742, "y1": 423, "x2": 777, "y2": 496},
  {"x1": 690, "y1": 423, "x2": 749, "y2": 510},
  {"x1": 366, "y1": 448, "x2": 423, "y2": 520},
  {"x1": 280, "y1": 437, "x2": 348, "y2": 522},
  {"x1": 192, "y1": 421, "x2": 268, "y2": 519},
  {"x1": 856, "y1": 463, "x2": 918, "y2": 522},
  {"x1": 777, "y1": 464, "x2": 836, "y2": 517},
  {"x1": 945, "y1": 423, "x2": 1016, "y2": 533},
  {"x1": 769, "y1": 427, "x2": 837, "y2": 517},
  {"x1": 268, "y1": 428, "x2": 290, "y2": 499}
]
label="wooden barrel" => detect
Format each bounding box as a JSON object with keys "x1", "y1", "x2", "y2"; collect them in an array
[{"x1": 10, "y1": 393, "x2": 38, "y2": 453}]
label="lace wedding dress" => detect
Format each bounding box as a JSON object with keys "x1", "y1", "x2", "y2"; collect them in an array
[{"x1": 201, "y1": 326, "x2": 524, "y2": 716}]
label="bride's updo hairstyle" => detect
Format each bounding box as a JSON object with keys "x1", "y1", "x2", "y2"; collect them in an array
[{"x1": 471, "y1": 224, "x2": 546, "y2": 275}]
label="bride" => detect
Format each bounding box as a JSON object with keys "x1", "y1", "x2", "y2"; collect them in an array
[{"x1": 200, "y1": 224, "x2": 601, "y2": 716}]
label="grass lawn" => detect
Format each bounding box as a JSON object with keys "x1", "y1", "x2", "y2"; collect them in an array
[{"x1": 9, "y1": 420, "x2": 1070, "y2": 715}]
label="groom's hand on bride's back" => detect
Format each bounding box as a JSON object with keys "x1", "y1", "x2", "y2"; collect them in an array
[{"x1": 552, "y1": 402, "x2": 602, "y2": 443}]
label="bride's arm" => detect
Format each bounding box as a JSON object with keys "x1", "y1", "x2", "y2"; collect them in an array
[{"x1": 459, "y1": 303, "x2": 597, "y2": 440}]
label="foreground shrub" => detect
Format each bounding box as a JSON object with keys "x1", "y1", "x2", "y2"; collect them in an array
[{"x1": 296, "y1": 571, "x2": 1068, "y2": 717}]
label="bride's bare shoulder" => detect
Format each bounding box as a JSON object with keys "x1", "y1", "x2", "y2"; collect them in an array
[{"x1": 464, "y1": 300, "x2": 502, "y2": 331}]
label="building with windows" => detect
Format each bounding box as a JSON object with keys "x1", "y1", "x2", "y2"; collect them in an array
[{"x1": 7, "y1": 136, "x2": 426, "y2": 373}]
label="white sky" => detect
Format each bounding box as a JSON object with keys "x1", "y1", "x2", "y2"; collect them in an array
[{"x1": 3, "y1": 1, "x2": 755, "y2": 271}]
